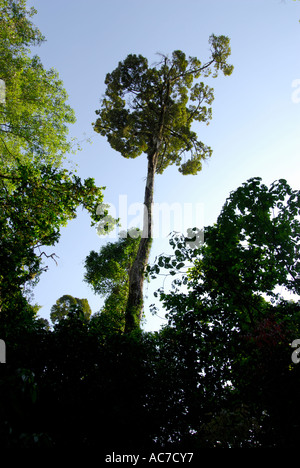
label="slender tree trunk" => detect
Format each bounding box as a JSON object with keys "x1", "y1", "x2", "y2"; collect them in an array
[{"x1": 124, "y1": 148, "x2": 159, "y2": 333}]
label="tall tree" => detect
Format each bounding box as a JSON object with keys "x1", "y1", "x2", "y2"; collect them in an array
[{"x1": 94, "y1": 36, "x2": 233, "y2": 332}]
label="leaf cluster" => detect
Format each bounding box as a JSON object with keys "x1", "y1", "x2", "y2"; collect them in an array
[
  {"x1": 50, "y1": 295, "x2": 92, "y2": 325},
  {"x1": 83, "y1": 231, "x2": 141, "y2": 336},
  {"x1": 0, "y1": 0, "x2": 76, "y2": 171},
  {"x1": 94, "y1": 36, "x2": 233, "y2": 175},
  {"x1": 151, "y1": 178, "x2": 300, "y2": 328},
  {"x1": 84, "y1": 229, "x2": 140, "y2": 296},
  {"x1": 0, "y1": 162, "x2": 109, "y2": 316}
]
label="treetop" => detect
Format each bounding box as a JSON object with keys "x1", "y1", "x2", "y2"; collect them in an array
[{"x1": 94, "y1": 34, "x2": 233, "y2": 176}]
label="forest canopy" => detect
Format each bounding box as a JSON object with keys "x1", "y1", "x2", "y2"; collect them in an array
[{"x1": 0, "y1": 0, "x2": 299, "y2": 452}]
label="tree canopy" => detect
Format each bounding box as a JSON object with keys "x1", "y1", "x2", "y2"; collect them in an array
[
  {"x1": 50, "y1": 295, "x2": 92, "y2": 324},
  {"x1": 150, "y1": 177, "x2": 300, "y2": 325},
  {"x1": 0, "y1": 0, "x2": 75, "y2": 172},
  {"x1": 1, "y1": 177, "x2": 299, "y2": 449},
  {"x1": 94, "y1": 37, "x2": 233, "y2": 176},
  {"x1": 147, "y1": 177, "x2": 300, "y2": 447},
  {"x1": 1, "y1": 0, "x2": 300, "y2": 451}
]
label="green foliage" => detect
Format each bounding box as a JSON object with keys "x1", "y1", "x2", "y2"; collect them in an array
[
  {"x1": 94, "y1": 37, "x2": 233, "y2": 176},
  {"x1": 0, "y1": 0, "x2": 76, "y2": 171},
  {"x1": 151, "y1": 177, "x2": 300, "y2": 321},
  {"x1": 190, "y1": 177, "x2": 300, "y2": 316},
  {"x1": 3, "y1": 2, "x2": 300, "y2": 450},
  {"x1": 50, "y1": 295, "x2": 92, "y2": 324},
  {"x1": 0, "y1": 162, "x2": 108, "y2": 318},
  {"x1": 84, "y1": 229, "x2": 141, "y2": 335},
  {"x1": 84, "y1": 229, "x2": 140, "y2": 296},
  {"x1": 0, "y1": 1, "x2": 114, "y2": 323},
  {"x1": 147, "y1": 177, "x2": 300, "y2": 447},
  {"x1": 1, "y1": 177, "x2": 300, "y2": 449}
]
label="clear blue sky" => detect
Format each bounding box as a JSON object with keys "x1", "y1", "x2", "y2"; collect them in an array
[{"x1": 27, "y1": 0, "x2": 300, "y2": 331}]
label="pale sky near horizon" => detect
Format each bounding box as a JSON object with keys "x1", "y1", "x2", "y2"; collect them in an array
[{"x1": 26, "y1": 0, "x2": 300, "y2": 331}]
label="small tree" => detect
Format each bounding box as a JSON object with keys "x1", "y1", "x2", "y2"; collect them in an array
[
  {"x1": 50, "y1": 295, "x2": 92, "y2": 325},
  {"x1": 94, "y1": 36, "x2": 233, "y2": 332},
  {"x1": 84, "y1": 229, "x2": 140, "y2": 335}
]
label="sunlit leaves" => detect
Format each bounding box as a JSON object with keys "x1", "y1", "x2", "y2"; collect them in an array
[
  {"x1": 50, "y1": 295, "x2": 92, "y2": 325},
  {"x1": 209, "y1": 34, "x2": 234, "y2": 77},
  {"x1": 0, "y1": 0, "x2": 76, "y2": 170},
  {"x1": 84, "y1": 230, "x2": 140, "y2": 297},
  {"x1": 84, "y1": 231, "x2": 141, "y2": 335},
  {"x1": 94, "y1": 35, "x2": 233, "y2": 175},
  {"x1": 93, "y1": 39, "x2": 233, "y2": 331}
]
